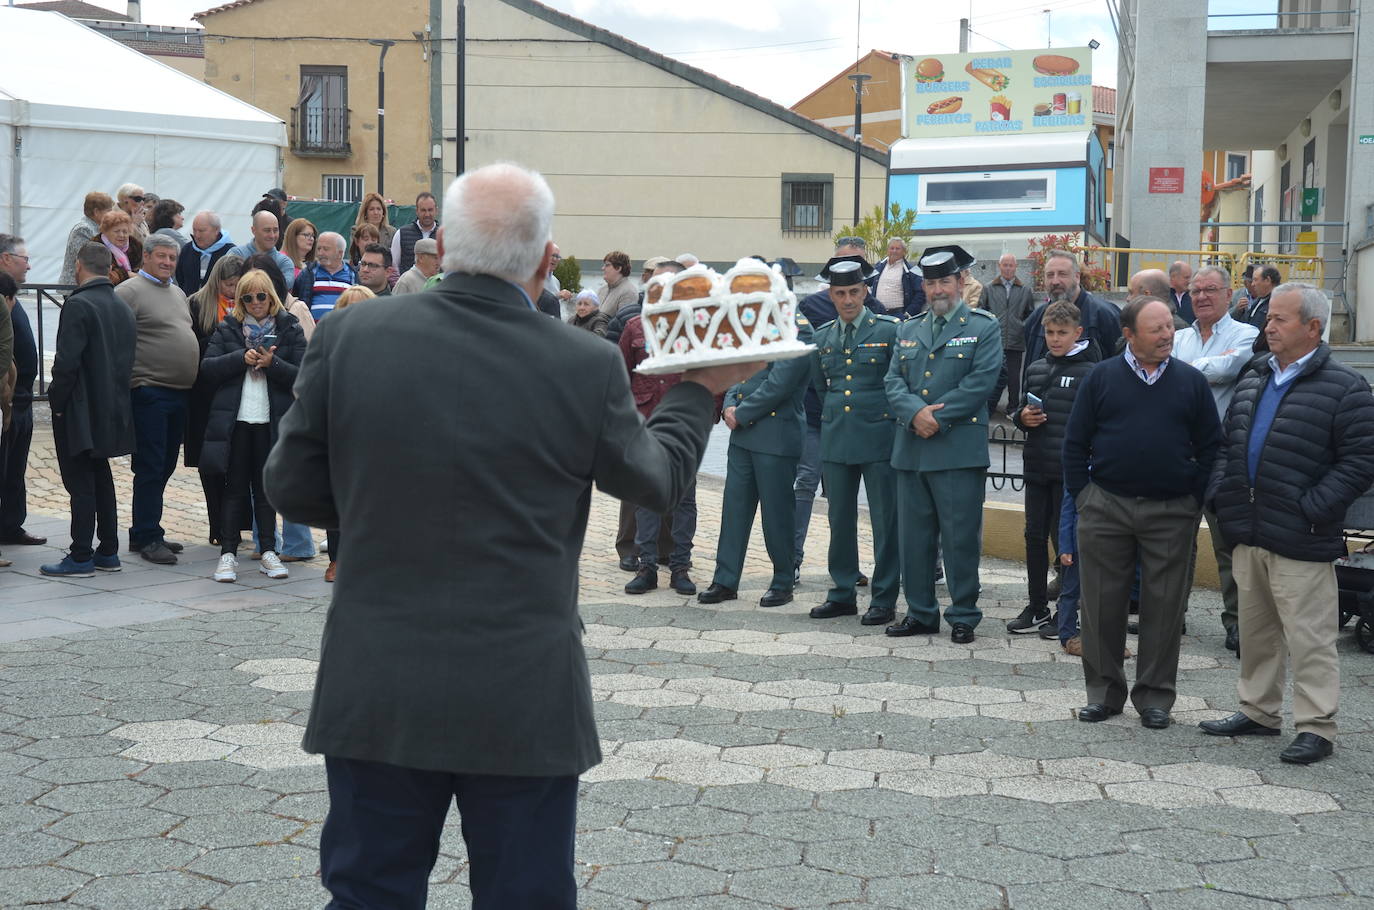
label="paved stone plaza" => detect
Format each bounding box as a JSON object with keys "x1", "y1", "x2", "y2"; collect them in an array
[{"x1": 2, "y1": 410, "x2": 1373, "y2": 908}]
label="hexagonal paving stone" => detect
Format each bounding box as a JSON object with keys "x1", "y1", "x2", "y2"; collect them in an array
[
  {"x1": 751, "y1": 679, "x2": 841, "y2": 698},
  {"x1": 205, "y1": 721, "x2": 309, "y2": 747},
  {"x1": 661, "y1": 677, "x2": 752, "y2": 696},
  {"x1": 827, "y1": 748, "x2": 930, "y2": 773},
  {"x1": 654, "y1": 640, "x2": 733, "y2": 655},
  {"x1": 582, "y1": 779, "x2": 701, "y2": 809},
  {"x1": 224, "y1": 743, "x2": 323, "y2": 770},
  {"x1": 187, "y1": 843, "x2": 319, "y2": 883},
  {"x1": 1123, "y1": 829, "x2": 1256, "y2": 864},
  {"x1": 1103, "y1": 780, "x2": 1223, "y2": 809},
  {"x1": 674, "y1": 832, "x2": 802, "y2": 871},
  {"x1": 866, "y1": 872, "x2": 1004, "y2": 909},
  {"x1": 936, "y1": 843, "x2": 1066, "y2": 885},
  {"x1": 587, "y1": 861, "x2": 726, "y2": 902},
  {"x1": 1072, "y1": 853, "x2": 1203, "y2": 892},
  {"x1": 879, "y1": 769, "x2": 988, "y2": 798},
  {"x1": 24, "y1": 756, "x2": 147, "y2": 783},
  {"x1": 720, "y1": 745, "x2": 823, "y2": 768},
  {"x1": 170, "y1": 812, "x2": 304, "y2": 849},
  {"x1": 656, "y1": 760, "x2": 763, "y2": 786},
  {"x1": 0, "y1": 866, "x2": 91, "y2": 904},
  {"x1": 574, "y1": 827, "x2": 673, "y2": 866},
  {"x1": 699, "y1": 692, "x2": 792, "y2": 713},
  {"x1": 791, "y1": 694, "x2": 883, "y2": 715},
  {"x1": 36, "y1": 779, "x2": 163, "y2": 813},
  {"x1": 1006, "y1": 881, "x2": 1148, "y2": 910},
  {"x1": 617, "y1": 738, "x2": 721, "y2": 764},
  {"x1": 121, "y1": 738, "x2": 238, "y2": 764},
  {"x1": 46, "y1": 807, "x2": 182, "y2": 843},
  {"x1": 627, "y1": 805, "x2": 749, "y2": 838},
  {"x1": 979, "y1": 702, "x2": 1075, "y2": 722},
  {"x1": 932, "y1": 750, "x2": 1037, "y2": 779},
  {"x1": 990, "y1": 775, "x2": 1101, "y2": 803},
  {"x1": 108, "y1": 719, "x2": 220, "y2": 742},
  {"x1": 250, "y1": 674, "x2": 316, "y2": 692},
  {"x1": 886, "y1": 699, "x2": 980, "y2": 718},
  {"x1": 1221, "y1": 785, "x2": 1341, "y2": 815},
  {"x1": 1151, "y1": 762, "x2": 1264, "y2": 790},
  {"x1": 610, "y1": 689, "x2": 700, "y2": 708},
  {"x1": 152, "y1": 784, "x2": 278, "y2": 816},
  {"x1": 766, "y1": 765, "x2": 874, "y2": 792},
  {"x1": 1202, "y1": 858, "x2": 1347, "y2": 900},
  {"x1": 931, "y1": 685, "x2": 1023, "y2": 705},
  {"x1": 746, "y1": 809, "x2": 870, "y2": 843},
  {"x1": 581, "y1": 756, "x2": 656, "y2": 783},
  {"x1": 60, "y1": 837, "x2": 204, "y2": 876},
  {"x1": 0, "y1": 832, "x2": 77, "y2": 867},
  {"x1": 730, "y1": 864, "x2": 862, "y2": 905},
  {"x1": 233, "y1": 658, "x2": 319, "y2": 676},
  {"x1": 591, "y1": 673, "x2": 663, "y2": 691},
  {"x1": 1040, "y1": 756, "x2": 1150, "y2": 784},
  {"x1": 67, "y1": 870, "x2": 225, "y2": 909},
  {"x1": 729, "y1": 641, "x2": 810, "y2": 657}
]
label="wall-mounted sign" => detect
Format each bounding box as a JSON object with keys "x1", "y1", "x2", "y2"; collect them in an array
[
  {"x1": 901, "y1": 46, "x2": 1093, "y2": 139},
  {"x1": 1149, "y1": 168, "x2": 1185, "y2": 194},
  {"x1": 1358, "y1": 135, "x2": 1374, "y2": 145}
]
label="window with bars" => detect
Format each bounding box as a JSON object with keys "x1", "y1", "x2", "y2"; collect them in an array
[
  {"x1": 292, "y1": 66, "x2": 350, "y2": 156},
  {"x1": 781, "y1": 173, "x2": 833, "y2": 234},
  {"x1": 324, "y1": 175, "x2": 364, "y2": 203}
]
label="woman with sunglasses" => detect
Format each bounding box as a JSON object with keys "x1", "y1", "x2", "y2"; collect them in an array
[{"x1": 198, "y1": 270, "x2": 305, "y2": 583}]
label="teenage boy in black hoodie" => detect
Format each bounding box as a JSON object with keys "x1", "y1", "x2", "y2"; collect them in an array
[{"x1": 1007, "y1": 299, "x2": 1101, "y2": 635}]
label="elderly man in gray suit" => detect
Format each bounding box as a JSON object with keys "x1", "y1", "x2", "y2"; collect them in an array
[{"x1": 265, "y1": 163, "x2": 755, "y2": 910}]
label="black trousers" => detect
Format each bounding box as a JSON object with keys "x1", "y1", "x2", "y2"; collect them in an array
[
  {"x1": 0, "y1": 404, "x2": 34, "y2": 536},
  {"x1": 222, "y1": 421, "x2": 275, "y2": 556},
  {"x1": 320, "y1": 756, "x2": 577, "y2": 910},
  {"x1": 1024, "y1": 478, "x2": 1062, "y2": 608},
  {"x1": 53, "y1": 418, "x2": 118, "y2": 564}
]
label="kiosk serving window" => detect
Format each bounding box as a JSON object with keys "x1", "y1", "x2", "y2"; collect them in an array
[{"x1": 918, "y1": 170, "x2": 1056, "y2": 214}]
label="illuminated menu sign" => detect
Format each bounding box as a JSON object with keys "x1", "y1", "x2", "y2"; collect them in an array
[{"x1": 902, "y1": 47, "x2": 1094, "y2": 138}]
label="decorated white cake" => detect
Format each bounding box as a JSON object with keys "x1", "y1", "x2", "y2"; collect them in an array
[{"x1": 636, "y1": 258, "x2": 813, "y2": 374}]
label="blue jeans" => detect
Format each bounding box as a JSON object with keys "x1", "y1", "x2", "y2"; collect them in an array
[
  {"x1": 250, "y1": 512, "x2": 317, "y2": 558},
  {"x1": 792, "y1": 422, "x2": 822, "y2": 567},
  {"x1": 129, "y1": 386, "x2": 189, "y2": 549},
  {"x1": 1057, "y1": 562, "x2": 1081, "y2": 643}
]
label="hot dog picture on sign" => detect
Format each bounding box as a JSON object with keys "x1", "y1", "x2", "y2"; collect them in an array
[{"x1": 904, "y1": 46, "x2": 1093, "y2": 139}]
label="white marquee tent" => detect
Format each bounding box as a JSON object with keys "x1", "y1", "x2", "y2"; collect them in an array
[{"x1": 0, "y1": 6, "x2": 285, "y2": 284}]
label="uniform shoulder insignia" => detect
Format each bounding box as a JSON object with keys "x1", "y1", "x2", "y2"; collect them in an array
[
  {"x1": 876, "y1": 313, "x2": 900, "y2": 323},
  {"x1": 970, "y1": 308, "x2": 998, "y2": 320},
  {"x1": 816, "y1": 318, "x2": 837, "y2": 331},
  {"x1": 797, "y1": 316, "x2": 810, "y2": 326}
]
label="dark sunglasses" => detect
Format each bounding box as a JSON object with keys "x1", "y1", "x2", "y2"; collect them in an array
[
  {"x1": 127, "y1": 195, "x2": 146, "y2": 203},
  {"x1": 239, "y1": 292, "x2": 271, "y2": 305}
]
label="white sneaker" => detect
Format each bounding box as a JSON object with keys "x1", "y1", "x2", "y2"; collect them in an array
[
  {"x1": 213, "y1": 553, "x2": 238, "y2": 583},
  {"x1": 259, "y1": 551, "x2": 289, "y2": 579}
]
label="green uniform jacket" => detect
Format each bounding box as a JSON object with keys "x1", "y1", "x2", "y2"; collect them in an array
[
  {"x1": 810, "y1": 312, "x2": 900, "y2": 464},
  {"x1": 885, "y1": 302, "x2": 1001, "y2": 472},
  {"x1": 726, "y1": 314, "x2": 815, "y2": 457}
]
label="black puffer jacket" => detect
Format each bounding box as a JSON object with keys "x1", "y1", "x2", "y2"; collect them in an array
[
  {"x1": 197, "y1": 311, "x2": 305, "y2": 477},
  {"x1": 1208, "y1": 344, "x2": 1374, "y2": 562},
  {"x1": 1013, "y1": 340, "x2": 1101, "y2": 483}
]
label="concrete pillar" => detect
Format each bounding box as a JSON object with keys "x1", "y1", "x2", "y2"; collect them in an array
[
  {"x1": 1119, "y1": 0, "x2": 1209, "y2": 254},
  {"x1": 1346, "y1": 0, "x2": 1374, "y2": 340}
]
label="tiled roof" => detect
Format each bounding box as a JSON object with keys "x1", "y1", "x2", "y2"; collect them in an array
[
  {"x1": 1093, "y1": 85, "x2": 1116, "y2": 116},
  {"x1": 193, "y1": 0, "x2": 262, "y2": 18},
  {"x1": 17, "y1": 0, "x2": 130, "y2": 20}
]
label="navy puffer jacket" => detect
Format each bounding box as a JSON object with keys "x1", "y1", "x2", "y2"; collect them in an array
[
  {"x1": 1013, "y1": 341, "x2": 1101, "y2": 484},
  {"x1": 1208, "y1": 344, "x2": 1374, "y2": 562}
]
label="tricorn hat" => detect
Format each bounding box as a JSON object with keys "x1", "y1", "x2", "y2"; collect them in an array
[
  {"x1": 913, "y1": 245, "x2": 975, "y2": 279},
  {"x1": 823, "y1": 259, "x2": 871, "y2": 288},
  {"x1": 816, "y1": 254, "x2": 875, "y2": 284},
  {"x1": 262, "y1": 188, "x2": 288, "y2": 202}
]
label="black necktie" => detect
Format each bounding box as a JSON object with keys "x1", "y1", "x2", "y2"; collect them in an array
[
  {"x1": 934, "y1": 315, "x2": 947, "y2": 334},
  {"x1": 844, "y1": 322, "x2": 855, "y2": 351}
]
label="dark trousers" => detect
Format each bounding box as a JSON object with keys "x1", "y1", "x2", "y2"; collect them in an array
[
  {"x1": 201, "y1": 471, "x2": 225, "y2": 546},
  {"x1": 897, "y1": 467, "x2": 985, "y2": 628},
  {"x1": 320, "y1": 756, "x2": 576, "y2": 910},
  {"x1": 619, "y1": 499, "x2": 672, "y2": 562},
  {"x1": 823, "y1": 459, "x2": 899, "y2": 609},
  {"x1": 1076, "y1": 483, "x2": 1198, "y2": 713},
  {"x1": 792, "y1": 421, "x2": 822, "y2": 566},
  {"x1": 1004, "y1": 349, "x2": 1023, "y2": 413},
  {"x1": 1024, "y1": 479, "x2": 1062, "y2": 608},
  {"x1": 634, "y1": 477, "x2": 696, "y2": 570},
  {"x1": 0, "y1": 404, "x2": 34, "y2": 536},
  {"x1": 326, "y1": 529, "x2": 341, "y2": 563},
  {"x1": 222, "y1": 422, "x2": 275, "y2": 556},
  {"x1": 53, "y1": 418, "x2": 118, "y2": 564},
  {"x1": 129, "y1": 386, "x2": 189, "y2": 549},
  {"x1": 712, "y1": 444, "x2": 797, "y2": 590}
]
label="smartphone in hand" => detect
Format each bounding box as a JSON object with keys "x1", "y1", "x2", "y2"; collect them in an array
[{"x1": 1026, "y1": 392, "x2": 1044, "y2": 410}]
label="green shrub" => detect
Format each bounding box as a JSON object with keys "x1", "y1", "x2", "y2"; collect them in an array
[
  {"x1": 554, "y1": 255, "x2": 582, "y2": 294},
  {"x1": 832, "y1": 203, "x2": 919, "y2": 257}
]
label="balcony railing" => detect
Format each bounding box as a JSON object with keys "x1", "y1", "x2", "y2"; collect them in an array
[{"x1": 290, "y1": 105, "x2": 351, "y2": 158}]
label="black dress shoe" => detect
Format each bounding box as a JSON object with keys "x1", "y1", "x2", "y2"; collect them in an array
[
  {"x1": 861, "y1": 606, "x2": 895, "y2": 626},
  {"x1": 950, "y1": 623, "x2": 976, "y2": 644},
  {"x1": 1199, "y1": 711, "x2": 1280, "y2": 737},
  {"x1": 1280, "y1": 732, "x2": 1334, "y2": 765},
  {"x1": 138, "y1": 541, "x2": 177, "y2": 565},
  {"x1": 856, "y1": 573, "x2": 869, "y2": 587},
  {"x1": 162, "y1": 539, "x2": 184, "y2": 554},
  {"x1": 1139, "y1": 707, "x2": 1172, "y2": 729},
  {"x1": 1076, "y1": 703, "x2": 1123, "y2": 723},
  {"x1": 810, "y1": 600, "x2": 857, "y2": 619},
  {"x1": 759, "y1": 587, "x2": 793, "y2": 608},
  {"x1": 1225, "y1": 626, "x2": 1239, "y2": 653},
  {"x1": 669, "y1": 570, "x2": 697, "y2": 595},
  {"x1": 0, "y1": 530, "x2": 46, "y2": 546},
  {"x1": 618, "y1": 556, "x2": 638, "y2": 572},
  {"x1": 886, "y1": 615, "x2": 939, "y2": 637},
  {"x1": 624, "y1": 567, "x2": 657, "y2": 595},
  {"x1": 697, "y1": 583, "x2": 737, "y2": 605}
]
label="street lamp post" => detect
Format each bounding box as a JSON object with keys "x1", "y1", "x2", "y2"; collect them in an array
[
  {"x1": 368, "y1": 38, "x2": 396, "y2": 196},
  {"x1": 847, "y1": 72, "x2": 872, "y2": 226},
  {"x1": 456, "y1": 0, "x2": 466, "y2": 176}
]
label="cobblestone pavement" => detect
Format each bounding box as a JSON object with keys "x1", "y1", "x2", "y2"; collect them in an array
[{"x1": 2, "y1": 410, "x2": 1373, "y2": 908}]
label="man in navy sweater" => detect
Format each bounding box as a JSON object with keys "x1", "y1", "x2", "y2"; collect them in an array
[{"x1": 1063, "y1": 296, "x2": 1221, "y2": 730}]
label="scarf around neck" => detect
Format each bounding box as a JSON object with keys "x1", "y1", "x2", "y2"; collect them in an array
[{"x1": 102, "y1": 235, "x2": 130, "y2": 272}]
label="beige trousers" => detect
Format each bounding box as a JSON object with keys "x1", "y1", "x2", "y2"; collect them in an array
[{"x1": 1232, "y1": 544, "x2": 1339, "y2": 739}]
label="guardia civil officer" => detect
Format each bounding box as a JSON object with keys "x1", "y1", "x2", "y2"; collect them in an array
[
  {"x1": 699, "y1": 302, "x2": 816, "y2": 608},
  {"x1": 884, "y1": 245, "x2": 1002, "y2": 642},
  {"x1": 806, "y1": 260, "x2": 902, "y2": 625}
]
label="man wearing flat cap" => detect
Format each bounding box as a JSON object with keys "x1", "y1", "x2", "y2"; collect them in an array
[
  {"x1": 807, "y1": 260, "x2": 902, "y2": 625},
  {"x1": 885, "y1": 245, "x2": 1002, "y2": 643}
]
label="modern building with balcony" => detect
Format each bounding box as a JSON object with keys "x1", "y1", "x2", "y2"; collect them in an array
[{"x1": 1112, "y1": 0, "x2": 1373, "y2": 340}]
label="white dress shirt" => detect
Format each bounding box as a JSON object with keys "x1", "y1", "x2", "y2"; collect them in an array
[{"x1": 1172, "y1": 313, "x2": 1260, "y2": 417}]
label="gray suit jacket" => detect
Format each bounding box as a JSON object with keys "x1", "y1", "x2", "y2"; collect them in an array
[{"x1": 264, "y1": 272, "x2": 714, "y2": 776}]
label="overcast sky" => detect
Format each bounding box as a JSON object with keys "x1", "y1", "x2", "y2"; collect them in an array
[{"x1": 81, "y1": 0, "x2": 1273, "y2": 107}]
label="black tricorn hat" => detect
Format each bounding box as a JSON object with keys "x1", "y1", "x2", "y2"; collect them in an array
[
  {"x1": 824, "y1": 259, "x2": 870, "y2": 288},
  {"x1": 913, "y1": 245, "x2": 975, "y2": 279},
  {"x1": 816, "y1": 254, "x2": 875, "y2": 284}
]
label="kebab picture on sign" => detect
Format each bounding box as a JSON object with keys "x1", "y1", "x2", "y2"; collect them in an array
[{"x1": 965, "y1": 60, "x2": 1010, "y2": 91}]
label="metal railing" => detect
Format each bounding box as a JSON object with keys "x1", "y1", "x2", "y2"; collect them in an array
[
  {"x1": 1079, "y1": 246, "x2": 1238, "y2": 292},
  {"x1": 19, "y1": 284, "x2": 75, "y2": 401},
  {"x1": 289, "y1": 105, "x2": 351, "y2": 157},
  {"x1": 987, "y1": 424, "x2": 1026, "y2": 492}
]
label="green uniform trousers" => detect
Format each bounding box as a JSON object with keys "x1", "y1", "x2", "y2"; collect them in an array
[
  {"x1": 896, "y1": 466, "x2": 985, "y2": 629},
  {"x1": 822, "y1": 459, "x2": 899, "y2": 609},
  {"x1": 711, "y1": 444, "x2": 797, "y2": 591}
]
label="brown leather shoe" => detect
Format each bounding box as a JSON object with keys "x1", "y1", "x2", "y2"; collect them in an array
[
  {"x1": 1063, "y1": 636, "x2": 1082, "y2": 656},
  {"x1": 324, "y1": 561, "x2": 337, "y2": 583},
  {"x1": 279, "y1": 554, "x2": 314, "y2": 563}
]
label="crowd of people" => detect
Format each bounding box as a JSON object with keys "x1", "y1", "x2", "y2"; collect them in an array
[{"x1": 0, "y1": 184, "x2": 443, "y2": 585}]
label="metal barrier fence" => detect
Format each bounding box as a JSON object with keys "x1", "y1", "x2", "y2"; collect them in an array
[
  {"x1": 20, "y1": 284, "x2": 75, "y2": 401},
  {"x1": 987, "y1": 423, "x2": 1026, "y2": 491},
  {"x1": 1079, "y1": 247, "x2": 1238, "y2": 292}
]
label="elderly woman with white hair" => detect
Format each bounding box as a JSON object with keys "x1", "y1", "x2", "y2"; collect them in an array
[{"x1": 567, "y1": 289, "x2": 609, "y2": 336}]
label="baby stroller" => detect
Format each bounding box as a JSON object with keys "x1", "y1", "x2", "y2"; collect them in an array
[{"x1": 1335, "y1": 489, "x2": 1374, "y2": 654}]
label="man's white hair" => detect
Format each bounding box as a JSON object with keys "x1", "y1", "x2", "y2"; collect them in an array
[
  {"x1": 441, "y1": 163, "x2": 553, "y2": 282},
  {"x1": 317, "y1": 232, "x2": 345, "y2": 254},
  {"x1": 193, "y1": 210, "x2": 221, "y2": 230},
  {"x1": 116, "y1": 183, "x2": 144, "y2": 203},
  {"x1": 1273, "y1": 282, "x2": 1330, "y2": 330}
]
